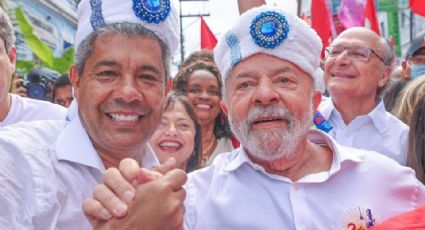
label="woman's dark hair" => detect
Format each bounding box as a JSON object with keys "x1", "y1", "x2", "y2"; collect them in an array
[
  {"x1": 172, "y1": 59, "x2": 233, "y2": 139},
  {"x1": 179, "y1": 50, "x2": 215, "y2": 70},
  {"x1": 406, "y1": 96, "x2": 425, "y2": 184},
  {"x1": 165, "y1": 92, "x2": 202, "y2": 172}
]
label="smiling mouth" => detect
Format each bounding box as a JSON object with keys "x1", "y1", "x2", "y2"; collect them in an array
[
  {"x1": 331, "y1": 73, "x2": 356, "y2": 79},
  {"x1": 158, "y1": 141, "x2": 182, "y2": 152},
  {"x1": 107, "y1": 113, "x2": 142, "y2": 123},
  {"x1": 196, "y1": 104, "x2": 212, "y2": 110},
  {"x1": 252, "y1": 117, "x2": 284, "y2": 125}
]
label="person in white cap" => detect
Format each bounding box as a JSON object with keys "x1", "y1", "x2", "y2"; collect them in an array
[
  {"x1": 318, "y1": 27, "x2": 409, "y2": 165},
  {"x1": 83, "y1": 5, "x2": 425, "y2": 230},
  {"x1": 0, "y1": 0, "x2": 185, "y2": 229}
]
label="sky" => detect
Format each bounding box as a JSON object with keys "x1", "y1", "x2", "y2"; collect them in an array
[{"x1": 170, "y1": 0, "x2": 298, "y2": 72}]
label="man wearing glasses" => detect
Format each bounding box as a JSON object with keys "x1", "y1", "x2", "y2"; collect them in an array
[
  {"x1": 402, "y1": 36, "x2": 425, "y2": 80},
  {"x1": 318, "y1": 27, "x2": 409, "y2": 165}
]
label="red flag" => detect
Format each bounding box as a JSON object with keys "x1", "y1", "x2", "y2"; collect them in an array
[
  {"x1": 410, "y1": 0, "x2": 425, "y2": 17},
  {"x1": 311, "y1": 0, "x2": 332, "y2": 57},
  {"x1": 364, "y1": 0, "x2": 380, "y2": 35},
  {"x1": 200, "y1": 17, "x2": 217, "y2": 50}
]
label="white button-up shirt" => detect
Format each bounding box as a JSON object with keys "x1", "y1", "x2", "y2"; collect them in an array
[
  {"x1": 318, "y1": 97, "x2": 408, "y2": 165},
  {"x1": 0, "y1": 93, "x2": 67, "y2": 127},
  {"x1": 0, "y1": 116, "x2": 159, "y2": 230},
  {"x1": 184, "y1": 130, "x2": 425, "y2": 230}
]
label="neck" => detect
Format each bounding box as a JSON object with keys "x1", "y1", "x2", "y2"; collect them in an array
[
  {"x1": 94, "y1": 144, "x2": 145, "y2": 169},
  {"x1": 0, "y1": 93, "x2": 11, "y2": 122},
  {"x1": 201, "y1": 122, "x2": 216, "y2": 150},
  {"x1": 331, "y1": 95, "x2": 377, "y2": 125},
  {"x1": 247, "y1": 138, "x2": 333, "y2": 181}
]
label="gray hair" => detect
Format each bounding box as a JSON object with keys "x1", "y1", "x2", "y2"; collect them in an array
[
  {"x1": 0, "y1": 7, "x2": 15, "y2": 53},
  {"x1": 74, "y1": 22, "x2": 171, "y2": 80}
]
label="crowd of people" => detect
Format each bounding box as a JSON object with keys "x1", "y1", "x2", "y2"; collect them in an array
[{"x1": 0, "y1": 0, "x2": 425, "y2": 229}]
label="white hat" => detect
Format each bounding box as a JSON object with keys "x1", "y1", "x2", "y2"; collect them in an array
[
  {"x1": 75, "y1": 0, "x2": 179, "y2": 55},
  {"x1": 214, "y1": 5, "x2": 322, "y2": 82}
]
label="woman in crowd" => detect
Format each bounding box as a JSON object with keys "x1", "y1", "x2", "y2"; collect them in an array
[
  {"x1": 406, "y1": 95, "x2": 425, "y2": 183},
  {"x1": 369, "y1": 96, "x2": 425, "y2": 229},
  {"x1": 149, "y1": 92, "x2": 201, "y2": 172},
  {"x1": 391, "y1": 75, "x2": 425, "y2": 124},
  {"x1": 173, "y1": 52, "x2": 237, "y2": 167}
]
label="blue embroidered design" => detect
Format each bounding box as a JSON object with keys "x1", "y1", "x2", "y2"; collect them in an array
[
  {"x1": 90, "y1": 0, "x2": 106, "y2": 30},
  {"x1": 225, "y1": 32, "x2": 241, "y2": 67},
  {"x1": 249, "y1": 11, "x2": 289, "y2": 49},
  {"x1": 132, "y1": 0, "x2": 171, "y2": 24}
]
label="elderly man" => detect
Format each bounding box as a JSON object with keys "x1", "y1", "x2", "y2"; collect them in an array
[
  {"x1": 318, "y1": 27, "x2": 409, "y2": 165},
  {"x1": 83, "y1": 6, "x2": 425, "y2": 229},
  {"x1": 0, "y1": 8, "x2": 66, "y2": 127},
  {"x1": 402, "y1": 36, "x2": 425, "y2": 79},
  {"x1": 0, "y1": 0, "x2": 186, "y2": 229}
]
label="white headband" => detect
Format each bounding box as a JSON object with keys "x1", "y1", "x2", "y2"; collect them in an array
[
  {"x1": 214, "y1": 5, "x2": 322, "y2": 82},
  {"x1": 75, "y1": 0, "x2": 179, "y2": 55}
]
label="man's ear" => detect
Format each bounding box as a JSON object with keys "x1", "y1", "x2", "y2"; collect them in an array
[
  {"x1": 166, "y1": 77, "x2": 172, "y2": 95},
  {"x1": 220, "y1": 100, "x2": 229, "y2": 116},
  {"x1": 378, "y1": 66, "x2": 392, "y2": 88},
  {"x1": 312, "y1": 91, "x2": 322, "y2": 112},
  {"x1": 68, "y1": 65, "x2": 81, "y2": 100},
  {"x1": 8, "y1": 46, "x2": 16, "y2": 71}
]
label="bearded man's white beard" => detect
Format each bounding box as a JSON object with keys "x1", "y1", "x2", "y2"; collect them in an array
[{"x1": 229, "y1": 104, "x2": 313, "y2": 162}]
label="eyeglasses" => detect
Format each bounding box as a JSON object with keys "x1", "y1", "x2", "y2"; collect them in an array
[
  {"x1": 325, "y1": 45, "x2": 386, "y2": 64},
  {"x1": 408, "y1": 55, "x2": 425, "y2": 65}
]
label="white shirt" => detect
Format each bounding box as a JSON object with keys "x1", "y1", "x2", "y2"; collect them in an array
[
  {"x1": 318, "y1": 97, "x2": 408, "y2": 165},
  {"x1": 0, "y1": 116, "x2": 159, "y2": 230},
  {"x1": 0, "y1": 93, "x2": 67, "y2": 127},
  {"x1": 184, "y1": 130, "x2": 425, "y2": 230}
]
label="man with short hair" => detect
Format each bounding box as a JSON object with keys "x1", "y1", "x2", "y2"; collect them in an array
[
  {"x1": 319, "y1": 27, "x2": 409, "y2": 165},
  {"x1": 0, "y1": 7, "x2": 66, "y2": 127},
  {"x1": 52, "y1": 74, "x2": 74, "y2": 108},
  {"x1": 402, "y1": 36, "x2": 425, "y2": 79},
  {"x1": 83, "y1": 6, "x2": 425, "y2": 229},
  {"x1": 0, "y1": 0, "x2": 185, "y2": 229}
]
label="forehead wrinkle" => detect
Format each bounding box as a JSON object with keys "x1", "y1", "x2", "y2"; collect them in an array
[{"x1": 92, "y1": 59, "x2": 121, "y2": 70}]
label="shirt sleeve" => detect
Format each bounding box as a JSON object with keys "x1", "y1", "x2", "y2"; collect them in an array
[{"x1": 0, "y1": 136, "x2": 36, "y2": 229}]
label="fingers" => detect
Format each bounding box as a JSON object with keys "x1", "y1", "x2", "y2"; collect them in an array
[
  {"x1": 150, "y1": 157, "x2": 177, "y2": 175},
  {"x1": 118, "y1": 158, "x2": 140, "y2": 183},
  {"x1": 82, "y1": 198, "x2": 112, "y2": 227},
  {"x1": 102, "y1": 167, "x2": 135, "y2": 205},
  {"x1": 135, "y1": 168, "x2": 163, "y2": 185},
  {"x1": 162, "y1": 169, "x2": 188, "y2": 191},
  {"x1": 92, "y1": 183, "x2": 129, "y2": 217}
]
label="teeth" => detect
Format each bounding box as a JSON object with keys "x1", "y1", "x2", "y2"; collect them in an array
[
  {"x1": 109, "y1": 113, "x2": 139, "y2": 122},
  {"x1": 255, "y1": 118, "x2": 280, "y2": 123},
  {"x1": 196, "y1": 104, "x2": 211, "y2": 109},
  {"x1": 159, "y1": 142, "x2": 180, "y2": 147}
]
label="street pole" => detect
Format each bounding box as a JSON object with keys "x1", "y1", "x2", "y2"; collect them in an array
[
  {"x1": 297, "y1": 0, "x2": 302, "y2": 17},
  {"x1": 178, "y1": 0, "x2": 210, "y2": 65}
]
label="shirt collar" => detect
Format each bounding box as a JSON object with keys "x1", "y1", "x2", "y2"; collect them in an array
[
  {"x1": 324, "y1": 98, "x2": 389, "y2": 134},
  {"x1": 55, "y1": 115, "x2": 159, "y2": 172},
  {"x1": 367, "y1": 99, "x2": 390, "y2": 134},
  {"x1": 223, "y1": 129, "x2": 363, "y2": 182}
]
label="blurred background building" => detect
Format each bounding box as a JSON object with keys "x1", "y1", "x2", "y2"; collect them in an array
[{"x1": 3, "y1": 0, "x2": 77, "y2": 63}]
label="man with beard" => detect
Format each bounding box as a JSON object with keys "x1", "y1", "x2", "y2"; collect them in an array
[
  {"x1": 0, "y1": 0, "x2": 186, "y2": 229},
  {"x1": 82, "y1": 6, "x2": 425, "y2": 229}
]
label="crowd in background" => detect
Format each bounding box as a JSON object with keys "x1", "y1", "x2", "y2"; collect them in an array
[{"x1": 1, "y1": 0, "x2": 425, "y2": 229}]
